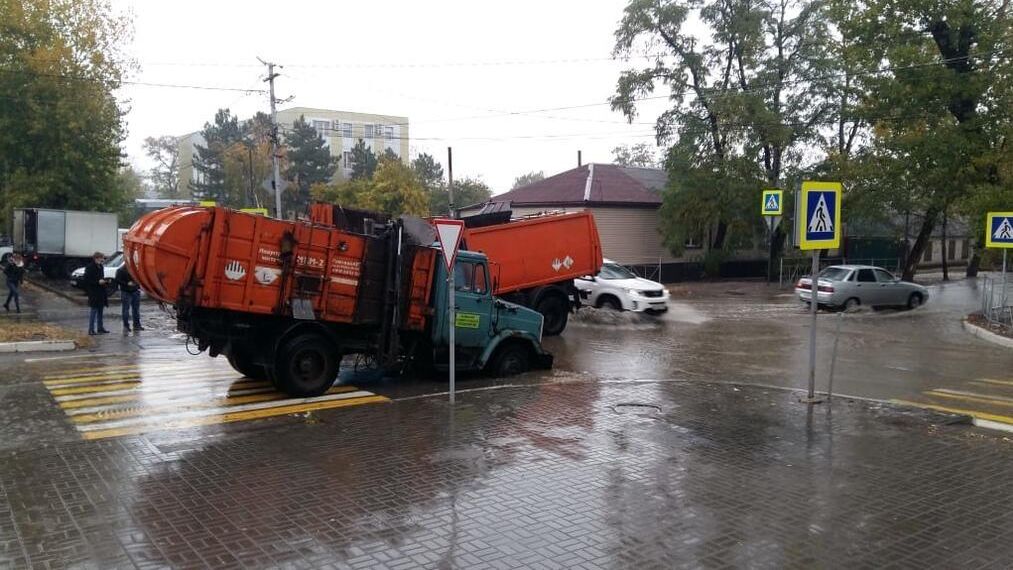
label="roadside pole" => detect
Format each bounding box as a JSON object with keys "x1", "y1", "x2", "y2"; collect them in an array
[
  {"x1": 434, "y1": 219, "x2": 465, "y2": 405},
  {"x1": 761, "y1": 189, "x2": 783, "y2": 285},
  {"x1": 259, "y1": 58, "x2": 283, "y2": 219},
  {"x1": 808, "y1": 249, "x2": 819, "y2": 400},
  {"x1": 448, "y1": 270, "x2": 456, "y2": 403},
  {"x1": 984, "y1": 212, "x2": 1013, "y2": 310},
  {"x1": 797, "y1": 181, "x2": 842, "y2": 404}
]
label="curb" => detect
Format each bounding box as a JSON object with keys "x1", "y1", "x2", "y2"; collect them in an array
[
  {"x1": 24, "y1": 277, "x2": 87, "y2": 305},
  {"x1": 0, "y1": 340, "x2": 76, "y2": 353},
  {"x1": 962, "y1": 318, "x2": 1013, "y2": 349}
]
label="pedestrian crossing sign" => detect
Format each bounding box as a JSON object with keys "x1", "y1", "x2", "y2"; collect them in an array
[
  {"x1": 798, "y1": 181, "x2": 841, "y2": 250},
  {"x1": 761, "y1": 189, "x2": 783, "y2": 216},
  {"x1": 985, "y1": 212, "x2": 1013, "y2": 248}
]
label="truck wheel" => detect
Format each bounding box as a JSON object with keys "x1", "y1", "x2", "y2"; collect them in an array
[
  {"x1": 536, "y1": 295, "x2": 569, "y2": 336},
  {"x1": 227, "y1": 348, "x2": 266, "y2": 380},
  {"x1": 275, "y1": 334, "x2": 339, "y2": 397},
  {"x1": 488, "y1": 343, "x2": 531, "y2": 377}
]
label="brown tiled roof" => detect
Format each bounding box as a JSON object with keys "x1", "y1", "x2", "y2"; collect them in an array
[{"x1": 487, "y1": 164, "x2": 665, "y2": 207}]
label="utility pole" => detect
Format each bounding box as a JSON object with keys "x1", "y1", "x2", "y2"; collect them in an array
[
  {"x1": 259, "y1": 58, "x2": 283, "y2": 219},
  {"x1": 447, "y1": 146, "x2": 454, "y2": 218},
  {"x1": 578, "y1": 150, "x2": 582, "y2": 167}
]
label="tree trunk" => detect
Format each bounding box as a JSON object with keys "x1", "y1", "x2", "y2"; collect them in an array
[
  {"x1": 767, "y1": 226, "x2": 787, "y2": 283},
  {"x1": 902, "y1": 207, "x2": 940, "y2": 281},
  {"x1": 712, "y1": 220, "x2": 728, "y2": 251},
  {"x1": 967, "y1": 248, "x2": 982, "y2": 277},
  {"x1": 941, "y1": 211, "x2": 949, "y2": 281}
]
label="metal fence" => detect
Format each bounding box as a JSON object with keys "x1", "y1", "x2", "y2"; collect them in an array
[
  {"x1": 778, "y1": 257, "x2": 903, "y2": 288},
  {"x1": 980, "y1": 274, "x2": 1012, "y2": 327}
]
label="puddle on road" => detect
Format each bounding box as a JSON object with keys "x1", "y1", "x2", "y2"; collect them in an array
[{"x1": 570, "y1": 304, "x2": 709, "y2": 329}]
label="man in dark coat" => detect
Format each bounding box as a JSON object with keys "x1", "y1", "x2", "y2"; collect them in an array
[
  {"x1": 114, "y1": 262, "x2": 143, "y2": 332},
  {"x1": 83, "y1": 252, "x2": 110, "y2": 335},
  {"x1": 3, "y1": 253, "x2": 25, "y2": 313}
]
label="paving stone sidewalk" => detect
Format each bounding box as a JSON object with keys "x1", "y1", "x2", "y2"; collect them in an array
[{"x1": 0, "y1": 380, "x2": 1010, "y2": 569}]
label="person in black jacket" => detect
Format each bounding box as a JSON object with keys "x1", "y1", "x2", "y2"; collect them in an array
[
  {"x1": 3, "y1": 254, "x2": 25, "y2": 313},
  {"x1": 82, "y1": 252, "x2": 110, "y2": 335},
  {"x1": 114, "y1": 263, "x2": 143, "y2": 332}
]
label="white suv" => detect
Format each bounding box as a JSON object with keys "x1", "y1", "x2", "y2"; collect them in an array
[{"x1": 575, "y1": 259, "x2": 670, "y2": 313}]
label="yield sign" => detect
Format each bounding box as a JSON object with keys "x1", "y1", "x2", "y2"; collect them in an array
[{"x1": 434, "y1": 219, "x2": 465, "y2": 270}]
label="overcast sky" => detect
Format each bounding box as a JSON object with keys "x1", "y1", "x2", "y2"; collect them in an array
[{"x1": 111, "y1": 0, "x2": 671, "y2": 193}]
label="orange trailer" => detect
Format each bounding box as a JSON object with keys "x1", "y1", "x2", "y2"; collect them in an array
[{"x1": 459, "y1": 211, "x2": 603, "y2": 335}]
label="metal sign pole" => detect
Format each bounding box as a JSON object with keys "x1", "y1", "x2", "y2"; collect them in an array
[
  {"x1": 1003, "y1": 249, "x2": 1008, "y2": 310},
  {"x1": 807, "y1": 249, "x2": 820, "y2": 401},
  {"x1": 448, "y1": 268, "x2": 456, "y2": 404}
]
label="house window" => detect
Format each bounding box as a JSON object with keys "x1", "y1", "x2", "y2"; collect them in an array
[
  {"x1": 343, "y1": 151, "x2": 353, "y2": 169},
  {"x1": 384, "y1": 126, "x2": 394, "y2": 141},
  {"x1": 364, "y1": 124, "x2": 373, "y2": 138},
  {"x1": 948, "y1": 239, "x2": 956, "y2": 260},
  {"x1": 374, "y1": 124, "x2": 384, "y2": 138},
  {"x1": 923, "y1": 241, "x2": 933, "y2": 262},
  {"x1": 961, "y1": 239, "x2": 969, "y2": 260},
  {"x1": 312, "y1": 120, "x2": 330, "y2": 137},
  {"x1": 333, "y1": 121, "x2": 351, "y2": 138}
]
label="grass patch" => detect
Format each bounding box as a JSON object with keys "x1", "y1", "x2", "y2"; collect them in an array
[{"x1": 0, "y1": 322, "x2": 91, "y2": 348}]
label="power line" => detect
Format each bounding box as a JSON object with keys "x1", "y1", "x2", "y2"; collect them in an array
[{"x1": 0, "y1": 69, "x2": 267, "y2": 93}]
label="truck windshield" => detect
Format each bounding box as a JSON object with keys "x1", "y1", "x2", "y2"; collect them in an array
[
  {"x1": 598, "y1": 263, "x2": 636, "y2": 280},
  {"x1": 454, "y1": 262, "x2": 487, "y2": 294}
]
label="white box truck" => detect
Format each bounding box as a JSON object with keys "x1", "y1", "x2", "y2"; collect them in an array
[{"x1": 12, "y1": 208, "x2": 119, "y2": 278}]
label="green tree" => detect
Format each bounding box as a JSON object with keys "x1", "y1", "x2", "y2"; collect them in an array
[
  {"x1": 611, "y1": 144, "x2": 658, "y2": 167},
  {"x1": 412, "y1": 153, "x2": 445, "y2": 191},
  {"x1": 284, "y1": 115, "x2": 336, "y2": 212},
  {"x1": 143, "y1": 136, "x2": 181, "y2": 199},
  {"x1": 837, "y1": 0, "x2": 1012, "y2": 279},
  {"x1": 430, "y1": 177, "x2": 491, "y2": 216},
  {"x1": 190, "y1": 108, "x2": 243, "y2": 205},
  {"x1": 363, "y1": 157, "x2": 429, "y2": 217},
  {"x1": 113, "y1": 166, "x2": 146, "y2": 226},
  {"x1": 350, "y1": 139, "x2": 378, "y2": 180},
  {"x1": 0, "y1": 0, "x2": 133, "y2": 226},
  {"x1": 312, "y1": 157, "x2": 429, "y2": 217},
  {"x1": 512, "y1": 171, "x2": 544, "y2": 189},
  {"x1": 612, "y1": 0, "x2": 833, "y2": 257}
]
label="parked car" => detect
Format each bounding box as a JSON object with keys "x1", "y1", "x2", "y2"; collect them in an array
[
  {"x1": 796, "y1": 265, "x2": 928, "y2": 311},
  {"x1": 575, "y1": 259, "x2": 670, "y2": 313},
  {"x1": 69, "y1": 252, "x2": 123, "y2": 292}
]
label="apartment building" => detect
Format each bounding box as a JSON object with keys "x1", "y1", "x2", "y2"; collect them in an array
[{"x1": 175, "y1": 106, "x2": 410, "y2": 196}]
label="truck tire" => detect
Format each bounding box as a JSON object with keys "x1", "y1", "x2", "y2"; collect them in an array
[
  {"x1": 488, "y1": 343, "x2": 531, "y2": 377},
  {"x1": 536, "y1": 294, "x2": 568, "y2": 336},
  {"x1": 226, "y1": 348, "x2": 266, "y2": 380},
  {"x1": 275, "y1": 334, "x2": 339, "y2": 397}
]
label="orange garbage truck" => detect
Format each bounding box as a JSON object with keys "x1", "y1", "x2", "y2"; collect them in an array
[
  {"x1": 123, "y1": 206, "x2": 552, "y2": 397},
  {"x1": 457, "y1": 210, "x2": 603, "y2": 336}
]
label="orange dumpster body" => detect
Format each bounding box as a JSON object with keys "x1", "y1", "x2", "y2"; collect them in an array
[
  {"x1": 461, "y1": 212, "x2": 603, "y2": 295},
  {"x1": 123, "y1": 206, "x2": 435, "y2": 330}
]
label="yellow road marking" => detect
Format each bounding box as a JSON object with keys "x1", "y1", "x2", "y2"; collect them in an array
[
  {"x1": 69, "y1": 385, "x2": 359, "y2": 423},
  {"x1": 45, "y1": 371, "x2": 242, "y2": 387},
  {"x1": 43, "y1": 362, "x2": 212, "y2": 379},
  {"x1": 81, "y1": 395, "x2": 390, "y2": 440},
  {"x1": 52, "y1": 379, "x2": 273, "y2": 402},
  {"x1": 56, "y1": 384, "x2": 276, "y2": 410},
  {"x1": 892, "y1": 399, "x2": 1013, "y2": 426},
  {"x1": 50, "y1": 382, "x2": 142, "y2": 396},
  {"x1": 927, "y1": 390, "x2": 1013, "y2": 407},
  {"x1": 975, "y1": 378, "x2": 1013, "y2": 387}
]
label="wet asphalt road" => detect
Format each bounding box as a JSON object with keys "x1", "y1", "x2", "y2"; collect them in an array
[{"x1": 2, "y1": 274, "x2": 1012, "y2": 448}]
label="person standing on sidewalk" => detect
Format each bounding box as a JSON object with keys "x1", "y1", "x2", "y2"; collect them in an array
[
  {"x1": 114, "y1": 263, "x2": 143, "y2": 333},
  {"x1": 83, "y1": 252, "x2": 110, "y2": 335},
  {"x1": 3, "y1": 254, "x2": 25, "y2": 313}
]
